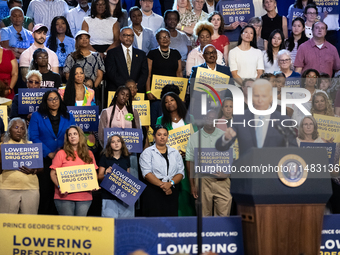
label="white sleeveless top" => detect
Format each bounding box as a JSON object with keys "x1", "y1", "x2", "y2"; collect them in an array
[{"x1": 84, "y1": 16, "x2": 117, "y2": 45}]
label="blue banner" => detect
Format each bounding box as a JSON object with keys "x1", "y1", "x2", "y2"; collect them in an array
[
  {"x1": 1, "y1": 143, "x2": 43, "y2": 170},
  {"x1": 287, "y1": 7, "x2": 305, "y2": 30},
  {"x1": 115, "y1": 216, "x2": 244, "y2": 255},
  {"x1": 300, "y1": 142, "x2": 336, "y2": 164},
  {"x1": 104, "y1": 128, "x2": 143, "y2": 153},
  {"x1": 285, "y1": 77, "x2": 301, "y2": 88},
  {"x1": 67, "y1": 106, "x2": 99, "y2": 132},
  {"x1": 100, "y1": 163, "x2": 146, "y2": 206},
  {"x1": 217, "y1": 0, "x2": 254, "y2": 24},
  {"x1": 18, "y1": 88, "x2": 56, "y2": 114},
  {"x1": 194, "y1": 148, "x2": 233, "y2": 177},
  {"x1": 321, "y1": 215, "x2": 340, "y2": 253},
  {"x1": 316, "y1": 1, "x2": 339, "y2": 15}
]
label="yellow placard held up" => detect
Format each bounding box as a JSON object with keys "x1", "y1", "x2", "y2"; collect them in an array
[
  {"x1": 314, "y1": 114, "x2": 340, "y2": 142},
  {"x1": 0, "y1": 105, "x2": 8, "y2": 130},
  {"x1": 148, "y1": 126, "x2": 154, "y2": 144},
  {"x1": 107, "y1": 92, "x2": 145, "y2": 107},
  {"x1": 132, "y1": 100, "x2": 150, "y2": 126},
  {"x1": 151, "y1": 75, "x2": 188, "y2": 101},
  {"x1": 193, "y1": 67, "x2": 230, "y2": 92},
  {"x1": 56, "y1": 164, "x2": 99, "y2": 193},
  {"x1": 167, "y1": 124, "x2": 194, "y2": 152},
  {"x1": 0, "y1": 214, "x2": 114, "y2": 255}
]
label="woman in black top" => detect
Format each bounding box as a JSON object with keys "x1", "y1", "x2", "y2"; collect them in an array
[
  {"x1": 145, "y1": 28, "x2": 182, "y2": 128},
  {"x1": 261, "y1": 0, "x2": 288, "y2": 41}
]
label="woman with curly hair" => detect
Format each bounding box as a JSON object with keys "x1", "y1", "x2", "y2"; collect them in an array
[
  {"x1": 46, "y1": 16, "x2": 75, "y2": 76},
  {"x1": 50, "y1": 125, "x2": 98, "y2": 216},
  {"x1": 186, "y1": 21, "x2": 224, "y2": 76},
  {"x1": 208, "y1": 11, "x2": 229, "y2": 63},
  {"x1": 311, "y1": 92, "x2": 334, "y2": 116}
]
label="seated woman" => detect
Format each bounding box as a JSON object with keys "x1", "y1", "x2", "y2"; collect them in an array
[
  {"x1": 0, "y1": 118, "x2": 42, "y2": 214},
  {"x1": 98, "y1": 86, "x2": 140, "y2": 147},
  {"x1": 297, "y1": 116, "x2": 325, "y2": 146},
  {"x1": 98, "y1": 134, "x2": 132, "y2": 218},
  {"x1": 50, "y1": 125, "x2": 98, "y2": 216},
  {"x1": 215, "y1": 97, "x2": 233, "y2": 131},
  {"x1": 263, "y1": 29, "x2": 285, "y2": 74},
  {"x1": 46, "y1": 16, "x2": 75, "y2": 79},
  {"x1": 10, "y1": 70, "x2": 42, "y2": 123},
  {"x1": 139, "y1": 125, "x2": 184, "y2": 216},
  {"x1": 276, "y1": 49, "x2": 300, "y2": 79},
  {"x1": 311, "y1": 92, "x2": 334, "y2": 117},
  {"x1": 29, "y1": 48, "x2": 62, "y2": 88},
  {"x1": 58, "y1": 65, "x2": 95, "y2": 106},
  {"x1": 82, "y1": 0, "x2": 120, "y2": 54},
  {"x1": 64, "y1": 30, "x2": 105, "y2": 89},
  {"x1": 0, "y1": 0, "x2": 33, "y2": 30},
  {"x1": 129, "y1": 6, "x2": 157, "y2": 55},
  {"x1": 28, "y1": 90, "x2": 75, "y2": 214},
  {"x1": 186, "y1": 21, "x2": 224, "y2": 77}
]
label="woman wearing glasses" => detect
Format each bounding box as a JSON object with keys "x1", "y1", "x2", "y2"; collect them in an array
[
  {"x1": 29, "y1": 48, "x2": 62, "y2": 89},
  {"x1": 28, "y1": 90, "x2": 75, "y2": 214},
  {"x1": 277, "y1": 49, "x2": 300, "y2": 79},
  {"x1": 296, "y1": 116, "x2": 325, "y2": 146},
  {"x1": 46, "y1": 16, "x2": 75, "y2": 79}
]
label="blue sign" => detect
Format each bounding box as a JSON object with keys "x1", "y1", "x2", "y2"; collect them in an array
[
  {"x1": 67, "y1": 106, "x2": 99, "y2": 132},
  {"x1": 18, "y1": 88, "x2": 56, "y2": 114},
  {"x1": 100, "y1": 164, "x2": 146, "y2": 206},
  {"x1": 285, "y1": 77, "x2": 301, "y2": 88},
  {"x1": 287, "y1": 7, "x2": 305, "y2": 30},
  {"x1": 194, "y1": 148, "x2": 233, "y2": 177},
  {"x1": 104, "y1": 128, "x2": 143, "y2": 153},
  {"x1": 321, "y1": 215, "x2": 340, "y2": 253},
  {"x1": 217, "y1": 0, "x2": 254, "y2": 24},
  {"x1": 115, "y1": 216, "x2": 244, "y2": 255},
  {"x1": 300, "y1": 142, "x2": 336, "y2": 164},
  {"x1": 1, "y1": 143, "x2": 43, "y2": 170},
  {"x1": 316, "y1": 1, "x2": 339, "y2": 15}
]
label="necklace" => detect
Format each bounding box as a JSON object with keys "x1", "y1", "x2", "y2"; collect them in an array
[
  {"x1": 158, "y1": 46, "x2": 170, "y2": 59},
  {"x1": 133, "y1": 27, "x2": 142, "y2": 34}
]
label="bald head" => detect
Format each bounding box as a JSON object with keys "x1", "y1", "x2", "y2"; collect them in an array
[{"x1": 252, "y1": 79, "x2": 273, "y2": 110}]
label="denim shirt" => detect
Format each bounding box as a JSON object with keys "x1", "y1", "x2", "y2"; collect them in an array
[
  {"x1": 139, "y1": 144, "x2": 184, "y2": 182},
  {"x1": 0, "y1": 25, "x2": 33, "y2": 49}
]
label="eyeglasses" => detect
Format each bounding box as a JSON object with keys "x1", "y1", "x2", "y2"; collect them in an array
[
  {"x1": 159, "y1": 35, "x2": 170, "y2": 40},
  {"x1": 47, "y1": 97, "x2": 60, "y2": 102},
  {"x1": 37, "y1": 56, "x2": 48, "y2": 60},
  {"x1": 279, "y1": 58, "x2": 291, "y2": 63},
  {"x1": 17, "y1": 32, "x2": 23, "y2": 41},
  {"x1": 59, "y1": 43, "x2": 66, "y2": 53},
  {"x1": 122, "y1": 34, "x2": 134, "y2": 38},
  {"x1": 306, "y1": 75, "x2": 317, "y2": 78},
  {"x1": 203, "y1": 50, "x2": 217, "y2": 55},
  {"x1": 28, "y1": 80, "x2": 40, "y2": 85}
]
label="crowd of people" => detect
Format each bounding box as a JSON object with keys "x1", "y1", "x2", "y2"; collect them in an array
[{"x1": 1, "y1": 0, "x2": 340, "y2": 218}]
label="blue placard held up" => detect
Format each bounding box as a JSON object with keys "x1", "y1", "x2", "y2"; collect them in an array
[
  {"x1": 1, "y1": 143, "x2": 43, "y2": 170},
  {"x1": 287, "y1": 7, "x2": 305, "y2": 30},
  {"x1": 218, "y1": 0, "x2": 255, "y2": 24},
  {"x1": 18, "y1": 88, "x2": 56, "y2": 114},
  {"x1": 104, "y1": 128, "x2": 143, "y2": 153},
  {"x1": 67, "y1": 106, "x2": 99, "y2": 132},
  {"x1": 100, "y1": 163, "x2": 146, "y2": 206},
  {"x1": 300, "y1": 142, "x2": 336, "y2": 164},
  {"x1": 316, "y1": 1, "x2": 339, "y2": 15}
]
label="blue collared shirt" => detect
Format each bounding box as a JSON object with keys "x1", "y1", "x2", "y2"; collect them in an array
[
  {"x1": 0, "y1": 25, "x2": 33, "y2": 49},
  {"x1": 66, "y1": 4, "x2": 91, "y2": 37},
  {"x1": 140, "y1": 144, "x2": 185, "y2": 182},
  {"x1": 56, "y1": 36, "x2": 75, "y2": 67}
]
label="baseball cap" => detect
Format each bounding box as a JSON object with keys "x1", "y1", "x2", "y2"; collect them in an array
[
  {"x1": 33, "y1": 24, "x2": 48, "y2": 33},
  {"x1": 75, "y1": 30, "x2": 91, "y2": 39}
]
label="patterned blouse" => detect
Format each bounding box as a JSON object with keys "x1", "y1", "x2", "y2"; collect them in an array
[{"x1": 178, "y1": 10, "x2": 198, "y2": 47}]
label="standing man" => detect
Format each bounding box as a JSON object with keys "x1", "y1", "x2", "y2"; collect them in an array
[
  {"x1": 105, "y1": 27, "x2": 148, "y2": 92},
  {"x1": 26, "y1": 0, "x2": 69, "y2": 33},
  {"x1": 66, "y1": 0, "x2": 91, "y2": 37},
  {"x1": 216, "y1": 80, "x2": 297, "y2": 157},
  {"x1": 140, "y1": 0, "x2": 163, "y2": 34},
  {"x1": 186, "y1": 109, "x2": 232, "y2": 216},
  {"x1": 295, "y1": 21, "x2": 340, "y2": 77},
  {"x1": 19, "y1": 24, "x2": 59, "y2": 81}
]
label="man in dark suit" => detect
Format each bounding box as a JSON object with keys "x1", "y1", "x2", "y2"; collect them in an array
[
  {"x1": 216, "y1": 80, "x2": 297, "y2": 157},
  {"x1": 105, "y1": 27, "x2": 148, "y2": 93}
]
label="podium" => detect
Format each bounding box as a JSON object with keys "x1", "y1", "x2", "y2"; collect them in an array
[{"x1": 231, "y1": 147, "x2": 332, "y2": 255}]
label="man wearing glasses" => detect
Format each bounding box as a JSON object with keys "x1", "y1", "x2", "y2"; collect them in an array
[
  {"x1": 19, "y1": 24, "x2": 59, "y2": 82},
  {"x1": 0, "y1": 7, "x2": 33, "y2": 59},
  {"x1": 294, "y1": 21, "x2": 340, "y2": 77}
]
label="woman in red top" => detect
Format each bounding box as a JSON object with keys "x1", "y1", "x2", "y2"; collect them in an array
[
  {"x1": 208, "y1": 11, "x2": 229, "y2": 65},
  {"x1": 0, "y1": 46, "x2": 18, "y2": 99},
  {"x1": 50, "y1": 125, "x2": 98, "y2": 216}
]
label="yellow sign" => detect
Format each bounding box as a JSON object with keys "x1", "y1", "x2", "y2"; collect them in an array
[
  {"x1": 151, "y1": 75, "x2": 188, "y2": 101},
  {"x1": 0, "y1": 105, "x2": 8, "y2": 130},
  {"x1": 314, "y1": 114, "x2": 340, "y2": 142},
  {"x1": 56, "y1": 164, "x2": 99, "y2": 193},
  {"x1": 0, "y1": 214, "x2": 114, "y2": 255},
  {"x1": 193, "y1": 67, "x2": 230, "y2": 92},
  {"x1": 167, "y1": 124, "x2": 194, "y2": 152},
  {"x1": 148, "y1": 126, "x2": 154, "y2": 144},
  {"x1": 107, "y1": 92, "x2": 144, "y2": 107},
  {"x1": 233, "y1": 139, "x2": 239, "y2": 160},
  {"x1": 132, "y1": 100, "x2": 150, "y2": 126}
]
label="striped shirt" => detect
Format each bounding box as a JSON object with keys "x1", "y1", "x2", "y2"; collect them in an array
[{"x1": 26, "y1": 0, "x2": 69, "y2": 33}]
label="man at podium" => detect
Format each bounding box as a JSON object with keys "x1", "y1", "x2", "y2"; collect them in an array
[{"x1": 216, "y1": 79, "x2": 298, "y2": 156}]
